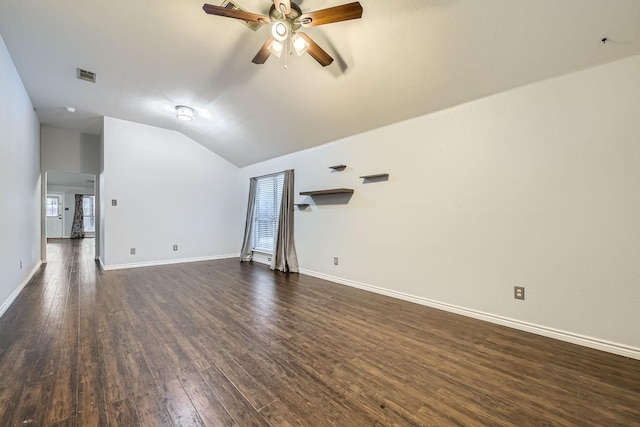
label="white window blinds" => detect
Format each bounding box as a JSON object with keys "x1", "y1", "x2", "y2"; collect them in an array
[
  {"x1": 83, "y1": 196, "x2": 95, "y2": 232},
  {"x1": 253, "y1": 173, "x2": 285, "y2": 253}
]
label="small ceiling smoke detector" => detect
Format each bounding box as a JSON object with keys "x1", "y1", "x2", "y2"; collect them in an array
[
  {"x1": 175, "y1": 105, "x2": 194, "y2": 121},
  {"x1": 65, "y1": 106, "x2": 76, "y2": 113}
]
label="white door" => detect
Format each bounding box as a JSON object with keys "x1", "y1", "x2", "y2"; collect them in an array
[{"x1": 46, "y1": 194, "x2": 63, "y2": 238}]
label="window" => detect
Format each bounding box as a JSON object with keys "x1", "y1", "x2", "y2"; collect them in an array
[
  {"x1": 83, "y1": 196, "x2": 95, "y2": 233},
  {"x1": 46, "y1": 196, "x2": 60, "y2": 217},
  {"x1": 253, "y1": 173, "x2": 284, "y2": 253}
]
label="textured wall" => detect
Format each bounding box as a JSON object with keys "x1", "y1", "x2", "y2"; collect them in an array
[
  {"x1": 239, "y1": 54, "x2": 640, "y2": 354},
  {"x1": 0, "y1": 34, "x2": 41, "y2": 315}
]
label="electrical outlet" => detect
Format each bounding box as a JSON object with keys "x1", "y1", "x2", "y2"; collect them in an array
[
  {"x1": 173, "y1": 245, "x2": 178, "y2": 251},
  {"x1": 514, "y1": 286, "x2": 525, "y2": 300},
  {"x1": 112, "y1": 199, "x2": 118, "y2": 206},
  {"x1": 334, "y1": 257, "x2": 339, "y2": 265},
  {"x1": 20, "y1": 260, "x2": 23, "y2": 269},
  {"x1": 130, "y1": 248, "x2": 136, "y2": 255}
]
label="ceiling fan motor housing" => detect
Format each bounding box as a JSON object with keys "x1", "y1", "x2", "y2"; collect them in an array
[{"x1": 269, "y1": 2, "x2": 303, "y2": 33}]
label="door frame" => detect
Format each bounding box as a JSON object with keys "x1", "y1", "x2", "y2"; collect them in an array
[{"x1": 41, "y1": 170, "x2": 99, "y2": 264}]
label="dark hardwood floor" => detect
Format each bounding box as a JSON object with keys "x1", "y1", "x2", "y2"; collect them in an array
[{"x1": 0, "y1": 239, "x2": 639, "y2": 426}]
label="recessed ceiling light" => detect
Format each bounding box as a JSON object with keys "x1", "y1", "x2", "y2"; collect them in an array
[
  {"x1": 175, "y1": 105, "x2": 194, "y2": 121},
  {"x1": 65, "y1": 106, "x2": 76, "y2": 113}
]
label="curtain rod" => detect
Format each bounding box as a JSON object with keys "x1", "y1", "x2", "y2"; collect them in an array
[{"x1": 251, "y1": 169, "x2": 292, "y2": 180}]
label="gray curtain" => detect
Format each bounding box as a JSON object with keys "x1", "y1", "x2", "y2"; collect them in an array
[
  {"x1": 240, "y1": 177, "x2": 258, "y2": 262},
  {"x1": 271, "y1": 170, "x2": 299, "y2": 273},
  {"x1": 70, "y1": 194, "x2": 85, "y2": 239}
]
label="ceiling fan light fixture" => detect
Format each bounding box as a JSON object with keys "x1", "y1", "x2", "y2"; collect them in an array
[
  {"x1": 175, "y1": 105, "x2": 194, "y2": 121},
  {"x1": 291, "y1": 33, "x2": 309, "y2": 56},
  {"x1": 271, "y1": 21, "x2": 289, "y2": 41},
  {"x1": 269, "y1": 40, "x2": 284, "y2": 57}
]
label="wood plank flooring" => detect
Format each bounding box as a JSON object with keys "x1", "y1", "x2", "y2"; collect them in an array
[{"x1": 0, "y1": 238, "x2": 639, "y2": 426}]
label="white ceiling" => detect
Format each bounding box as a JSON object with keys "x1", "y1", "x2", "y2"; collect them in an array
[
  {"x1": 1, "y1": 0, "x2": 639, "y2": 166},
  {"x1": 47, "y1": 171, "x2": 95, "y2": 189}
]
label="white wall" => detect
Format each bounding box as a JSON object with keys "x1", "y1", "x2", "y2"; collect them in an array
[
  {"x1": 97, "y1": 127, "x2": 105, "y2": 260},
  {"x1": 102, "y1": 117, "x2": 242, "y2": 268},
  {"x1": 0, "y1": 34, "x2": 41, "y2": 315},
  {"x1": 239, "y1": 54, "x2": 640, "y2": 355},
  {"x1": 41, "y1": 126, "x2": 100, "y2": 175}
]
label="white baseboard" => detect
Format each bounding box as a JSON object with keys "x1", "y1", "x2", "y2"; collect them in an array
[
  {"x1": 299, "y1": 268, "x2": 640, "y2": 361},
  {"x1": 103, "y1": 254, "x2": 240, "y2": 271},
  {"x1": 0, "y1": 261, "x2": 42, "y2": 318}
]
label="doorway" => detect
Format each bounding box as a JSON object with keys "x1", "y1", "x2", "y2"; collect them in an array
[{"x1": 43, "y1": 171, "x2": 98, "y2": 262}]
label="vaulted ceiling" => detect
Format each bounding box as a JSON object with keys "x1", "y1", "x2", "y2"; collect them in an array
[{"x1": 1, "y1": 0, "x2": 639, "y2": 166}]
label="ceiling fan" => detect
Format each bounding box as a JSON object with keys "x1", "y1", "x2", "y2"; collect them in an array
[{"x1": 202, "y1": 0, "x2": 363, "y2": 67}]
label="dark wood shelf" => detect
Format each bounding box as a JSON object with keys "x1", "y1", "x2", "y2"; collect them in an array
[
  {"x1": 300, "y1": 188, "x2": 354, "y2": 196},
  {"x1": 360, "y1": 173, "x2": 389, "y2": 180},
  {"x1": 329, "y1": 165, "x2": 347, "y2": 171}
]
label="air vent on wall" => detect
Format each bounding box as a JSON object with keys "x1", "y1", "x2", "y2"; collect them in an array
[
  {"x1": 77, "y1": 68, "x2": 96, "y2": 83},
  {"x1": 221, "y1": 0, "x2": 264, "y2": 31}
]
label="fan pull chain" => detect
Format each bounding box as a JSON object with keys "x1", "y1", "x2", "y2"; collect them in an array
[{"x1": 284, "y1": 37, "x2": 289, "y2": 69}]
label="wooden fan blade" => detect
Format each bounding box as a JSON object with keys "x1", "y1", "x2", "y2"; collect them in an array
[
  {"x1": 252, "y1": 36, "x2": 275, "y2": 64},
  {"x1": 298, "y1": 33, "x2": 333, "y2": 67},
  {"x1": 202, "y1": 4, "x2": 270, "y2": 23},
  {"x1": 299, "y1": 2, "x2": 363, "y2": 27},
  {"x1": 274, "y1": 0, "x2": 291, "y2": 15}
]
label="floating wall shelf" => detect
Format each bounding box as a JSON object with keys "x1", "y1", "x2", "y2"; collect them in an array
[
  {"x1": 360, "y1": 173, "x2": 389, "y2": 180},
  {"x1": 294, "y1": 203, "x2": 309, "y2": 208},
  {"x1": 300, "y1": 188, "x2": 354, "y2": 196},
  {"x1": 329, "y1": 165, "x2": 347, "y2": 171}
]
